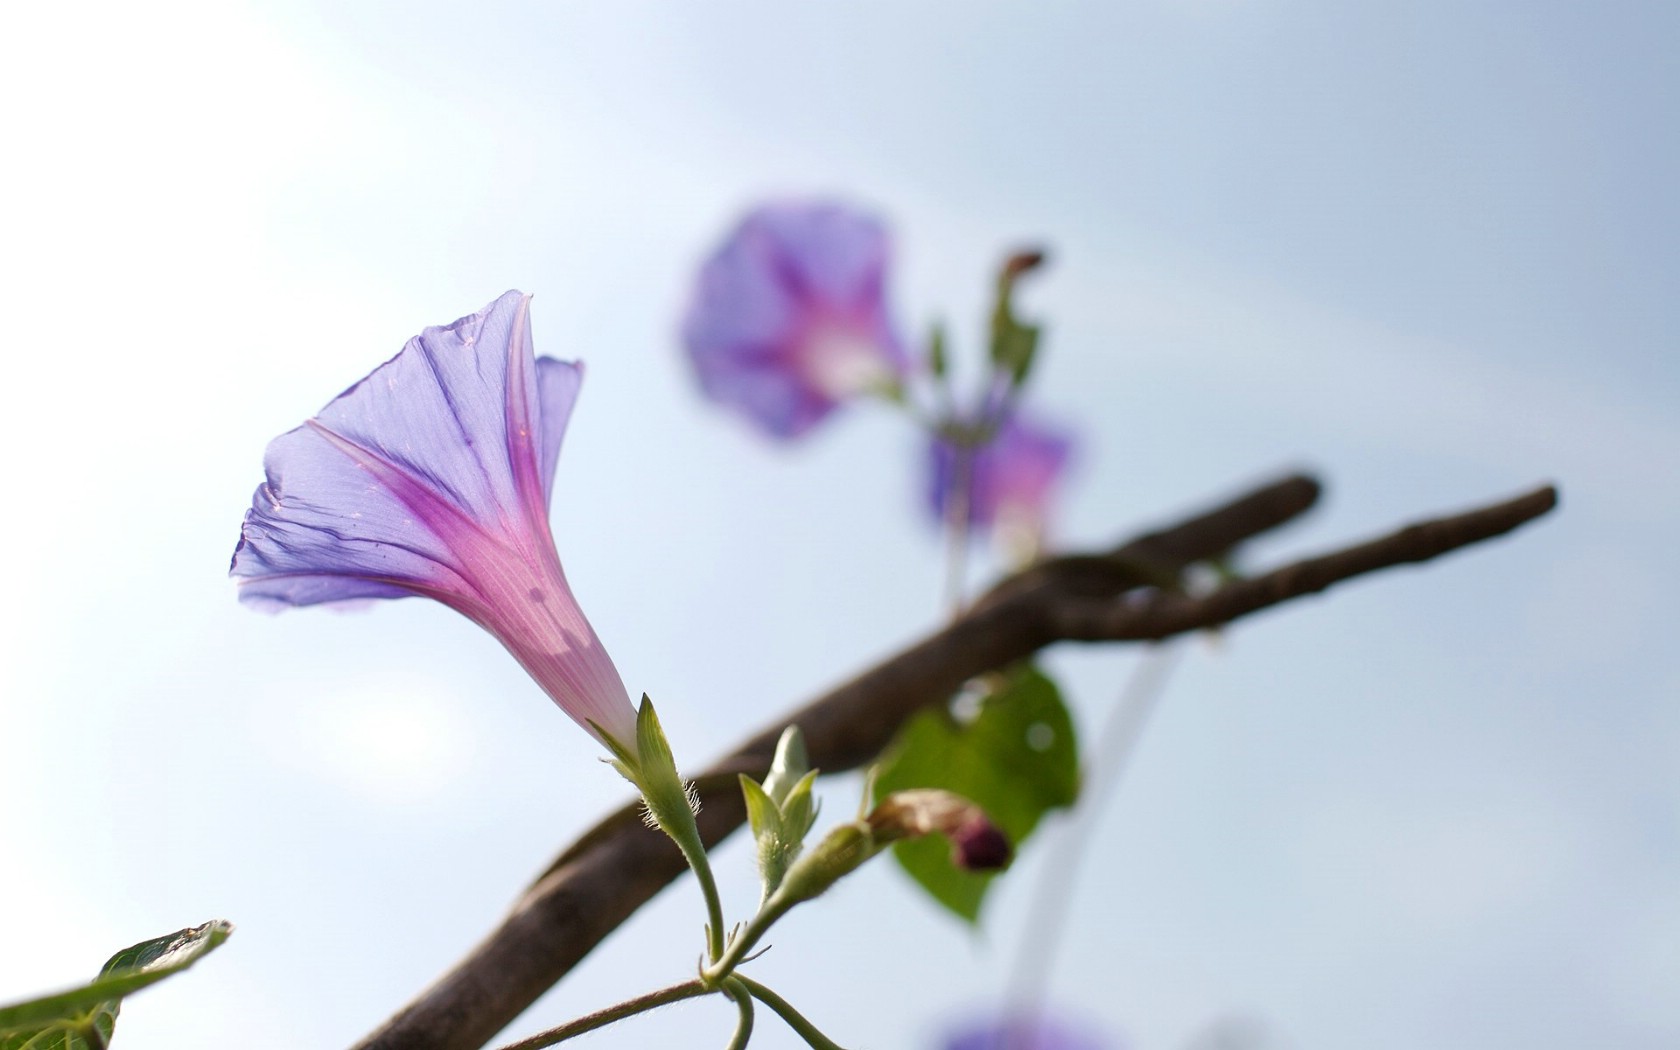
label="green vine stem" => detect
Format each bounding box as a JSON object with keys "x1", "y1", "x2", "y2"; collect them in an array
[
  {"x1": 667, "y1": 817, "x2": 729, "y2": 962},
  {"x1": 490, "y1": 979, "x2": 710, "y2": 1050},
  {"x1": 721, "y1": 978, "x2": 755, "y2": 1050},
  {"x1": 734, "y1": 976, "x2": 847, "y2": 1050}
]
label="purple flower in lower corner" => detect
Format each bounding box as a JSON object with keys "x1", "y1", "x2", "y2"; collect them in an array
[
  {"x1": 230, "y1": 291, "x2": 637, "y2": 752},
  {"x1": 944, "y1": 1013, "x2": 1109, "y2": 1050},
  {"x1": 929, "y1": 411, "x2": 1075, "y2": 554},
  {"x1": 682, "y1": 200, "x2": 909, "y2": 440}
]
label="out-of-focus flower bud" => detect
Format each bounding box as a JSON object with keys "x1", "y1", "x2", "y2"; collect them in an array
[{"x1": 867, "y1": 788, "x2": 1013, "y2": 872}]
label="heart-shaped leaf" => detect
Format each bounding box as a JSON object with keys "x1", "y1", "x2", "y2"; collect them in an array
[{"x1": 874, "y1": 664, "x2": 1079, "y2": 922}]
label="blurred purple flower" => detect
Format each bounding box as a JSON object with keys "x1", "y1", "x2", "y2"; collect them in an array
[
  {"x1": 929, "y1": 410, "x2": 1075, "y2": 551},
  {"x1": 945, "y1": 1014, "x2": 1108, "y2": 1050},
  {"x1": 682, "y1": 200, "x2": 909, "y2": 439},
  {"x1": 231, "y1": 291, "x2": 637, "y2": 751}
]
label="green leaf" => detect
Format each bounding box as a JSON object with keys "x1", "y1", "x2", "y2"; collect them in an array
[
  {"x1": 0, "y1": 921, "x2": 233, "y2": 1049},
  {"x1": 874, "y1": 665, "x2": 1079, "y2": 923}
]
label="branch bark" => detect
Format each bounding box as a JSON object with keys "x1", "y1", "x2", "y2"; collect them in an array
[{"x1": 350, "y1": 474, "x2": 1557, "y2": 1050}]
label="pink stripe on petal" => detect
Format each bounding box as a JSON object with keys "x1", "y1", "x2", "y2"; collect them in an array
[{"x1": 303, "y1": 418, "x2": 504, "y2": 593}]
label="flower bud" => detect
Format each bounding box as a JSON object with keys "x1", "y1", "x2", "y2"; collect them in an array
[
  {"x1": 866, "y1": 789, "x2": 1013, "y2": 872},
  {"x1": 950, "y1": 818, "x2": 1012, "y2": 872},
  {"x1": 1000, "y1": 248, "x2": 1048, "y2": 283}
]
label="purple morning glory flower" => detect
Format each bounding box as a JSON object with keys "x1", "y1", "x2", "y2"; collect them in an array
[
  {"x1": 681, "y1": 200, "x2": 909, "y2": 440},
  {"x1": 929, "y1": 410, "x2": 1075, "y2": 551},
  {"x1": 944, "y1": 1014, "x2": 1108, "y2": 1050},
  {"x1": 231, "y1": 291, "x2": 638, "y2": 751}
]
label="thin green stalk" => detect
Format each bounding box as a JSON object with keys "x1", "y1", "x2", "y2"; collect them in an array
[
  {"x1": 942, "y1": 442, "x2": 975, "y2": 615},
  {"x1": 669, "y1": 823, "x2": 728, "y2": 962},
  {"x1": 734, "y1": 975, "x2": 847, "y2": 1050},
  {"x1": 721, "y1": 978, "x2": 755, "y2": 1050},
  {"x1": 490, "y1": 978, "x2": 711, "y2": 1050},
  {"x1": 620, "y1": 698, "x2": 731, "y2": 963}
]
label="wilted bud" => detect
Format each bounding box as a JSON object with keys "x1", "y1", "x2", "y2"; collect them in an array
[
  {"x1": 867, "y1": 789, "x2": 1013, "y2": 872},
  {"x1": 988, "y1": 248, "x2": 1048, "y2": 389},
  {"x1": 950, "y1": 819, "x2": 1012, "y2": 871},
  {"x1": 1000, "y1": 248, "x2": 1048, "y2": 284},
  {"x1": 760, "y1": 790, "x2": 1012, "y2": 917}
]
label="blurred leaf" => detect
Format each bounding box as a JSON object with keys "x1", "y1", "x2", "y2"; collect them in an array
[
  {"x1": 0, "y1": 921, "x2": 233, "y2": 1049},
  {"x1": 874, "y1": 665, "x2": 1079, "y2": 922}
]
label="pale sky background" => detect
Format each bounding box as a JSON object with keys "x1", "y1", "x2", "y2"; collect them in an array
[{"x1": 1, "y1": 3, "x2": 1676, "y2": 1049}]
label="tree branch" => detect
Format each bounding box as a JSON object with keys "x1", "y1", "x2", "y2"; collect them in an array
[{"x1": 349, "y1": 474, "x2": 1556, "y2": 1050}]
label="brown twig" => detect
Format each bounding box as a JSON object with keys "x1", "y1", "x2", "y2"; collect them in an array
[{"x1": 349, "y1": 474, "x2": 1556, "y2": 1050}]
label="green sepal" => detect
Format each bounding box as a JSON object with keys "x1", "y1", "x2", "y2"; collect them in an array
[
  {"x1": 741, "y1": 729, "x2": 823, "y2": 899},
  {"x1": 635, "y1": 697, "x2": 675, "y2": 775},
  {"x1": 740, "y1": 774, "x2": 781, "y2": 844},
  {"x1": 779, "y1": 770, "x2": 819, "y2": 842},
  {"x1": 629, "y1": 696, "x2": 698, "y2": 841},
  {"x1": 740, "y1": 774, "x2": 795, "y2": 898},
  {"x1": 0, "y1": 920, "x2": 233, "y2": 1050},
  {"x1": 591, "y1": 717, "x2": 641, "y2": 784},
  {"x1": 875, "y1": 664, "x2": 1079, "y2": 923}
]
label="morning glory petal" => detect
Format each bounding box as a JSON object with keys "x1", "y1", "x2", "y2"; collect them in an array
[
  {"x1": 232, "y1": 292, "x2": 637, "y2": 751},
  {"x1": 231, "y1": 415, "x2": 478, "y2": 609},
  {"x1": 534, "y1": 356, "x2": 583, "y2": 507},
  {"x1": 744, "y1": 202, "x2": 891, "y2": 309},
  {"x1": 311, "y1": 291, "x2": 535, "y2": 534}
]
